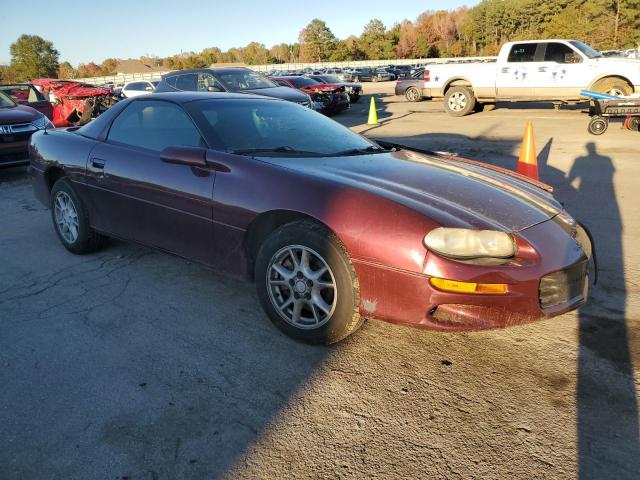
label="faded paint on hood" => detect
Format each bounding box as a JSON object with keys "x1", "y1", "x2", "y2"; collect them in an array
[{"x1": 260, "y1": 149, "x2": 562, "y2": 232}]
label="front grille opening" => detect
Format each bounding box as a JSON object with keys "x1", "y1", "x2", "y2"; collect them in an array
[{"x1": 539, "y1": 260, "x2": 587, "y2": 309}]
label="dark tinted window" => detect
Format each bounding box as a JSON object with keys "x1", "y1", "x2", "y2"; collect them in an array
[
  {"x1": 127, "y1": 82, "x2": 148, "y2": 91},
  {"x1": 185, "y1": 99, "x2": 375, "y2": 156},
  {"x1": 507, "y1": 43, "x2": 538, "y2": 62},
  {"x1": 175, "y1": 74, "x2": 198, "y2": 91},
  {"x1": 273, "y1": 79, "x2": 291, "y2": 87},
  {"x1": 196, "y1": 73, "x2": 224, "y2": 92},
  {"x1": 0, "y1": 84, "x2": 43, "y2": 102},
  {"x1": 544, "y1": 43, "x2": 582, "y2": 63},
  {"x1": 215, "y1": 70, "x2": 276, "y2": 91},
  {"x1": 108, "y1": 100, "x2": 205, "y2": 151}
]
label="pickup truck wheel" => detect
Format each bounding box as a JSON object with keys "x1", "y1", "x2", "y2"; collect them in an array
[
  {"x1": 593, "y1": 78, "x2": 632, "y2": 97},
  {"x1": 405, "y1": 87, "x2": 422, "y2": 102},
  {"x1": 255, "y1": 220, "x2": 363, "y2": 345},
  {"x1": 444, "y1": 86, "x2": 476, "y2": 117}
]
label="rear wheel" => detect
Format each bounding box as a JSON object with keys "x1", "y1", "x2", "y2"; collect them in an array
[
  {"x1": 255, "y1": 220, "x2": 362, "y2": 344},
  {"x1": 444, "y1": 86, "x2": 476, "y2": 116},
  {"x1": 405, "y1": 87, "x2": 422, "y2": 102},
  {"x1": 593, "y1": 78, "x2": 632, "y2": 97},
  {"x1": 50, "y1": 178, "x2": 108, "y2": 254}
]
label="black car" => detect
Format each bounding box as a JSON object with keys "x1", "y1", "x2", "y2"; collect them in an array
[
  {"x1": 309, "y1": 75, "x2": 362, "y2": 103},
  {"x1": 343, "y1": 68, "x2": 390, "y2": 82},
  {"x1": 391, "y1": 65, "x2": 413, "y2": 79},
  {"x1": 154, "y1": 67, "x2": 311, "y2": 107}
]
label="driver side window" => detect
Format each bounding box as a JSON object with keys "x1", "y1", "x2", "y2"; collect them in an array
[
  {"x1": 108, "y1": 100, "x2": 205, "y2": 151},
  {"x1": 544, "y1": 43, "x2": 582, "y2": 64}
]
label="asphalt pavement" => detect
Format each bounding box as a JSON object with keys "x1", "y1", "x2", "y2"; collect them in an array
[{"x1": 1, "y1": 83, "x2": 638, "y2": 479}]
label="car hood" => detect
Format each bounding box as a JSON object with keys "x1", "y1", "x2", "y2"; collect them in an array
[
  {"x1": 261, "y1": 149, "x2": 562, "y2": 232},
  {"x1": 0, "y1": 104, "x2": 41, "y2": 125},
  {"x1": 241, "y1": 86, "x2": 309, "y2": 103}
]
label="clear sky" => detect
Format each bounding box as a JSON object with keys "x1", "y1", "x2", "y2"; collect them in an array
[{"x1": 0, "y1": 0, "x2": 476, "y2": 66}]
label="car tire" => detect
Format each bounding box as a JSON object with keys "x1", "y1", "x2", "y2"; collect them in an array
[
  {"x1": 50, "y1": 178, "x2": 108, "y2": 254},
  {"x1": 444, "y1": 86, "x2": 476, "y2": 117},
  {"x1": 350, "y1": 94, "x2": 360, "y2": 103},
  {"x1": 405, "y1": 87, "x2": 422, "y2": 102},
  {"x1": 587, "y1": 116, "x2": 608, "y2": 135},
  {"x1": 593, "y1": 78, "x2": 632, "y2": 97},
  {"x1": 255, "y1": 220, "x2": 363, "y2": 345}
]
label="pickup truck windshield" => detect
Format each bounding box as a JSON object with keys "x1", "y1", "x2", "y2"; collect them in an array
[{"x1": 570, "y1": 41, "x2": 602, "y2": 59}]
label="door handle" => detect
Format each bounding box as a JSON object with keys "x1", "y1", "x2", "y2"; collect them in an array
[
  {"x1": 538, "y1": 67, "x2": 548, "y2": 72},
  {"x1": 501, "y1": 67, "x2": 510, "y2": 73},
  {"x1": 91, "y1": 158, "x2": 105, "y2": 169}
]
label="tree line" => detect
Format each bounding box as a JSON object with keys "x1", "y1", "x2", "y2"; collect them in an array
[{"x1": 2, "y1": 0, "x2": 639, "y2": 82}]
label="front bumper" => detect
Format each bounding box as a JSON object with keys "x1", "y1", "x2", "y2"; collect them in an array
[{"x1": 352, "y1": 218, "x2": 591, "y2": 331}]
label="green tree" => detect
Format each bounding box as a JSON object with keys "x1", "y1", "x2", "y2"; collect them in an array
[
  {"x1": 299, "y1": 19, "x2": 337, "y2": 61},
  {"x1": 9, "y1": 34, "x2": 59, "y2": 80},
  {"x1": 359, "y1": 19, "x2": 395, "y2": 59}
]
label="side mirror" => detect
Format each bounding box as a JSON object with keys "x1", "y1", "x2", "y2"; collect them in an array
[
  {"x1": 160, "y1": 146, "x2": 207, "y2": 167},
  {"x1": 145, "y1": 86, "x2": 153, "y2": 91}
]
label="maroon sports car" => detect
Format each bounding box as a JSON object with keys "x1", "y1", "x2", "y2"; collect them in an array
[
  {"x1": 1, "y1": 90, "x2": 54, "y2": 168},
  {"x1": 270, "y1": 76, "x2": 350, "y2": 115},
  {"x1": 29, "y1": 93, "x2": 591, "y2": 344}
]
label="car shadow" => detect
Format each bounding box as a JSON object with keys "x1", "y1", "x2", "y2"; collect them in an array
[{"x1": 366, "y1": 131, "x2": 639, "y2": 478}]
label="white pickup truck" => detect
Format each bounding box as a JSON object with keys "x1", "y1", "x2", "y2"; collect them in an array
[{"x1": 422, "y1": 39, "x2": 640, "y2": 116}]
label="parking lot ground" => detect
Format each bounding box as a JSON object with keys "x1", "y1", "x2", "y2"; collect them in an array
[{"x1": 1, "y1": 83, "x2": 639, "y2": 479}]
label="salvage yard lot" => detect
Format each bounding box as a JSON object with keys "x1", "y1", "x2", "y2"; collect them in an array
[{"x1": 1, "y1": 82, "x2": 639, "y2": 479}]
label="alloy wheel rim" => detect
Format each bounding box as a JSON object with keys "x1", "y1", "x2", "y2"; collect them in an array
[
  {"x1": 448, "y1": 92, "x2": 467, "y2": 111},
  {"x1": 408, "y1": 89, "x2": 419, "y2": 101},
  {"x1": 266, "y1": 245, "x2": 337, "y2": 329},
  {"x1": 607, "y1": 88, "x2": 625, "y2": 96},
  {"x1": 54, "y1": 191, "x2": 79, "y2": 244}
]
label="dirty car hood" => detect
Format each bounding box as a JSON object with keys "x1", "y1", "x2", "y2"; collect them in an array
[{"x1": 262, "y1": 149, "x2": 562, "y2": 232}]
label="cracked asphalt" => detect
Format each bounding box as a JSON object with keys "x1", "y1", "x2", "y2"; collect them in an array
[{"x1": 1, "y1": 84, "x2": 639, "y2": 479}]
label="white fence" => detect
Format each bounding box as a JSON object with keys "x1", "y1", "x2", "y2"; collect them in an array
[{"x1": 79, "y1": 56, "x2": 496, "y2": 86}]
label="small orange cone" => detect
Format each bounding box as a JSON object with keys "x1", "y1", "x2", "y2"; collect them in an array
[
  {"x1": 367, "y1": 97, "x2": 378, "y2": 125},
  {"x1": 516, "y1": 121, "x2": 539, "y2": 180}
]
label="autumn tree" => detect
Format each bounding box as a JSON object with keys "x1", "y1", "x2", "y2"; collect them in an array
[
  {"x1": 9, "y1": 34, "x2": 59, "y2": 80},
  {"x1": 58, "y1": 61, "x2": 75, "y2": 79}
]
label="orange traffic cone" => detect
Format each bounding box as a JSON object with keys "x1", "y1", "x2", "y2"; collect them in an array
[{"x1": 516, "y1": 121, "x2": 539, "y2": 180}]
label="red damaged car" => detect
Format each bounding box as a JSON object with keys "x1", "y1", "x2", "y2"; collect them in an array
[
  {"x1": 29, "y1": 93, "x2": 591, "y2": 344},
  {"x1": 31, "y1": 79, "x2": 118, "y2": 127},
  {"x1": 270, "y1": 76, "x2": 349, "y2": 115}
]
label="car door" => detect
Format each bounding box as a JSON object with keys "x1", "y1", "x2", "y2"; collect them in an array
[
  {"x1": 84, "y1": 99, "x2": 217, "y2": 265},
  {"x1": 536, "y1": 42, "x2": 588, "y2": 99},
  {"x1": 496, "y1": 43, "x2": 543, "y2": 99}
]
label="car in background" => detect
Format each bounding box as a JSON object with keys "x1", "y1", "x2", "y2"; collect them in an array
[
  {"x1": 31, "y1": 79, "x2": 118, "y2": 127},
  {"x1": 0, "y1": 83, "x2": 53, "y2": 120},
  {"x1": 344, "y1": 68, "x2": 391, "y2": 82},
  {"x1": 309, "y1": 74, "x2": 362, "y2": 103},
  {"x1": 395, "y1": 69, "x2": 428, "y2": 102},
  {"x1": 154, "y1": 67, "x2": 311, "y2": 107},
  {"x1": 0, "y1": 90, "x2": 53, "y2": 168},
  {"x1": 270, "y1": 75, "x2": 349, "y2": 115},
  {"x1": 121, "y1": 80, "x2": 159, "y2": 98},
  {"x1": 391, "y1": 65, "x2": 413, "y2": 79},
  {"x1": 29, "y1": 92, "x2": 592, "y2": 344},
  {"x1": 376, "y1": 68, "x2": 395, "y2": 81}
]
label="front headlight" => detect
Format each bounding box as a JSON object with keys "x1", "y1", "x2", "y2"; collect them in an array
[
  {"x1": 424, "y1": 227, "x2": 515, "y2": 259},
  {"x1": 31, "y1": 114, "x2": 54, "y2": 130}
]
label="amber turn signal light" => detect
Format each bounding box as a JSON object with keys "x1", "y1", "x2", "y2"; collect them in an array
[{"x1": 430, "y1": 277, "x2": 507, "y2": 294}]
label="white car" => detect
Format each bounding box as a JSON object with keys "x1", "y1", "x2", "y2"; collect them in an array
[
  {"x1": 121, "y1": 81, "x2": 158, "y2": 98},
  {"x1": 421, "y1": 39, "x2": 640, "y2": 116}
]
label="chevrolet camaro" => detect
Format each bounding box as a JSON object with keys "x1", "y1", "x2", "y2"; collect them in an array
[{"x1": 29, "y1": 92, "x2": 592, "y2": 344}]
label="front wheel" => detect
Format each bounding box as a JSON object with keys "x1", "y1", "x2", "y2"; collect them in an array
[
  {"x1": 50, "y1": 178, "x2": 108, "y2": 254},
  {"x1": 444, "y1": 86, "x2": 476, "y2": 116},
  {"x1": 588, "y1": 116, "x2": 608, "y2": 135},
  {"x1": 255, "y1": 221, "x2": 362, "y2": 344}
]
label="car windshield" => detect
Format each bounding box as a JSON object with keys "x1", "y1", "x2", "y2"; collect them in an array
[
  {"x1": 287, "y1": 77, "x2": 321, "y2": 88},
  {"x1": 570, "y1": 41, "x2": 602, "y2": 59},
  {"x1": 0, "y1": 91, "x2": 17, "y2": 108},
  {"x1": 186, "y1": 98, "x2": 379, "y2": 157},
  {"x1": 216, "y1": 70, "x2": 277, "y2": 91},
  {"x1": 322, "y1": 75, "x2": 342, "y2": 83}
]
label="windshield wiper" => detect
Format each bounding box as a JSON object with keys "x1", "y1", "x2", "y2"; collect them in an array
[
  {"x1": 333, "y1": 145, "x2": 387, "y2": 156},
  {"x1": 230, "y1": 146, "x2": 325, "y2": 156}
]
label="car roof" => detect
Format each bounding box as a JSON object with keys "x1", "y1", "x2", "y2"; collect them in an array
[
  {"x1": 162, "y1": 67, "x2": 252, "y2": 78},
  {"x1": 140, "y1": 91, "x2": 280, "y2": 103}
]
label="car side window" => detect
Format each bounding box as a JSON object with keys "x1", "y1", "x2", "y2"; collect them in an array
[
  {"x1": 507, "y1": 43, "x2": 538, "y2": 62},
  {"x1": 108, "y1": 100, "x2": 206, "y2": 151},
  {"x1": 274, "y1": 80, "x2": 290, "y2": 87},
  {"x1": 175, "y1": 74, "x2": 198, "y2": 91},
  {"x1": 544, "y1": 43, "x2": 582, "y2": 64},
  {"x1": 196, "y1": 73, "x2": 224, "y2": 92}
]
